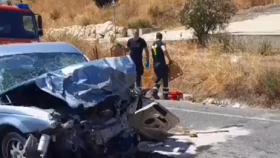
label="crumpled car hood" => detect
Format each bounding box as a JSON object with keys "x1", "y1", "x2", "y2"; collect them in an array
[{"x1": 35, "y1": 56, "x2": 136, "y2": 109}]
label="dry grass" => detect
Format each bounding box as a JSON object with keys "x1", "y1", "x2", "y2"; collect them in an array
[
  {"x1": 166, "y1": 40, "x2": 280, "y2": 107},
  {"x1": 41, "y1": 34, "x2": 111, "y2": 59},
  {"x1": 235, "y1": 0, "x2": 280, "y2": 8},
  {"x1": 28, "y1": 0, "x2": 280, "y2": 107},
  {"x1": 18, "y1": 0, "x2": 280, "y2": 29},
  {"x1": 43, "y1": 33, "x2": 280, "y2": 107},
  {"x1": 159, "y1": 40, "x2": 280, "y2": 107}
]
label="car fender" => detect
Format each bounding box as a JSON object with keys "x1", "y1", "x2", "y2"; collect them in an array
[
  {"x1": 0, "y1": 115, "x2": 51, "y2": 133},
  {"x1": 0, "y1": 105, "x2": 54, "y2": 134}
]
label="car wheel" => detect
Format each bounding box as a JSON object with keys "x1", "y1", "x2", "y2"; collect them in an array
[{"x1": 1, "y1": 132, "x2": 26, "y2": 158}]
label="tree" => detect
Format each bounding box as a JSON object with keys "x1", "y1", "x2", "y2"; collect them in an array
[
  {"x1": 179, "y1": 0, "x2": 237, "y2": 46},
  {"x1": 93, "y1": 0, "x2": 118, "y2": 8}
]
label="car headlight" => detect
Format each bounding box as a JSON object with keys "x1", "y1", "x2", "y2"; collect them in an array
[{"x1": 49, "y1": 120, "x2": 60, "y2": 129}]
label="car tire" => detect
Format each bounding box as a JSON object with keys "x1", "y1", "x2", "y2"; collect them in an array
[{"x1": 1, "y1": 132, "x2": 26, "y2": 158}]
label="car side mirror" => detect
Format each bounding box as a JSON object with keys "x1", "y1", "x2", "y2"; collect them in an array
[
  {"x1": 38, "y1": 29, "x2": 43, "y2": 36},
  {"x1": 37, "y1": 15, "x2": 43, "y2": 29},
  {"x1": 36, "y1": 14, "x2": 43, "y2": 36}
]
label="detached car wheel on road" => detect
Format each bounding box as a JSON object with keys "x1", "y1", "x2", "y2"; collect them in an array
[{"x1": 2, "y1": 131, "x2": 26, "y2": 158}]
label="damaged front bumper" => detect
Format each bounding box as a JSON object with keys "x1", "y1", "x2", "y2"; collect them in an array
[
  {"x1": 1, "y1": 56, "x2": 179, "y2": 158},
  {"x1": 23, "y1": 100, "x2": 180, "y2": 158}
]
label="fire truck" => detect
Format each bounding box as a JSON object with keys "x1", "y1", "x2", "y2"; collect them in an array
[{"x1": 0, "y1": 0, "x2": 43, "y2": 44}]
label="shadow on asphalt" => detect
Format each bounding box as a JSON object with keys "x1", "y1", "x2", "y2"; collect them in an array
[
  {"x1": 135, "y1": 137, "x2": 215, "y2": 158},
  {"x1": 196, "y1": 145, "x2": 212, "y2": 153},
  {"x1": 135, "y1": 152, "x2": 197, "y2": 158}
]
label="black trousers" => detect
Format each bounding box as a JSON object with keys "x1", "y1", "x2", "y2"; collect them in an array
[
  {"x1": 153, "y1": 63, "x2": 169, "y2": 96},
  {"x1": 135, "y1": 63, "x2": 144, "y2": 90},
  {"x1": 136, "y1": 74, "x2": 142, "y2": 89}
]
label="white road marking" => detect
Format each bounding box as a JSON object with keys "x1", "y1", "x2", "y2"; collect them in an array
[{"x1": 166, "y1": 107, "x2": 280, "y2": 123}]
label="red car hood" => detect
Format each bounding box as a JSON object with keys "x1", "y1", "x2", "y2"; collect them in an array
[{"x1": 0, "y1": 38, "x2": 39, "y2": 44}]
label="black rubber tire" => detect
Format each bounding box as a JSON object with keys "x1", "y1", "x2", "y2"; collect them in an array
[{"x1": 1, "y1": 132, "x2": 26, "y2": 158}]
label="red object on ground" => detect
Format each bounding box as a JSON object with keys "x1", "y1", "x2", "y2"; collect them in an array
[{"x1": 169, "y1": 91, "x2": 183, "y2": 101}]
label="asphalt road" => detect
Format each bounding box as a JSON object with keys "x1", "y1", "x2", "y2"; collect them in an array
[{"x1": 155, "y1": 100, "x2": 280, "y2": 158}]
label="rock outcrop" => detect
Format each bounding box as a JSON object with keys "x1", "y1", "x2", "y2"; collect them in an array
[{"x1": 46, "y1": 21, "x2": 127, "y2": 40}]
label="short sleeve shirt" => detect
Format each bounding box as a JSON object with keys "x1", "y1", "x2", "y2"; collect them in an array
[
  {"x1": 127, "y1": 37, "x2": 147, "y2": 64},
  {"x1": 151, "y1": 40, "x2": 167, "y2": 65}
]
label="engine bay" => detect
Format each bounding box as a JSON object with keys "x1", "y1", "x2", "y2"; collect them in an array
[{"x1": 0, "y1": 81, "x2": 140, "y2": 158}]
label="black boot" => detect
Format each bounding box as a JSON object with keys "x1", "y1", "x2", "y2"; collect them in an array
[
  {"x1": 163, "y1": 93, "x2": 169, "y2": 100},
  {"x1": 152, "y1": 89, "x2": 160, "y2": 99}
]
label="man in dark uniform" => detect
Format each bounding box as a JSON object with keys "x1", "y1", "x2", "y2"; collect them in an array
[
  {"x1": 126, "y1": 29, "x2": 150, "y2": 91},
  {"x1": 151, "y1": 32, "x2": 172, "y2": 100}
]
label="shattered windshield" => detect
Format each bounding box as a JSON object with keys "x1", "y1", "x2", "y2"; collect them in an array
[{"x1": 0, "y1": 52, "x2": 87, "y2": 92}]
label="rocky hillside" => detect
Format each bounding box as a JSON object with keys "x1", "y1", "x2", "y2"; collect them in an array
[
  {"x1": 24, "y1": 0, "x2": 278, "y2": 29},
  {"x1": 46, "y1": 21, "x2": 126, "y2": 41}
]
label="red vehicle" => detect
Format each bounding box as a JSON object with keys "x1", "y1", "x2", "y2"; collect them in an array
[{"x1": 0, "y1": 2, "x2": 43, "y2": 44}]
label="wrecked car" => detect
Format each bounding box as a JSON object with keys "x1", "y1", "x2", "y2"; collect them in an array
[{"x1": 0, "y1": 42, "x2": 180, "y2": 158}]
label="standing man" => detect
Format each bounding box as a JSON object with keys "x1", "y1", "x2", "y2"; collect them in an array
[
  {"x1": 126, "y1": 29, "x2": 150, "y2": 91},
  {"x1": 151, "y1": 32, "x2": 172, "y2": 100}
]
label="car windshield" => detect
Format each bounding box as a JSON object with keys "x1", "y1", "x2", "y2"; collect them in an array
[
  {"x1": 0, "y1": 10, "x2": 37, "y2": 39},
  {"x1": 0, "y1": 52, "x2": 87, "y2": 93}
]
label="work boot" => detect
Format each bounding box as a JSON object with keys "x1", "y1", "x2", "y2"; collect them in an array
[
  {"x1": 152, "y1": 89, "x2": 160, "y2": 99},
  {"x1": 163, "y1": 93, "x2": 169, "y2": 100},
  {"x1": 163, "y1": 87, "x2": 169, "y2": 100}
]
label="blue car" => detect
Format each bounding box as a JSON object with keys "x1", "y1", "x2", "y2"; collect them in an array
[{"x1": 0, "y1": 42, "x2": 142, "y2": 158}]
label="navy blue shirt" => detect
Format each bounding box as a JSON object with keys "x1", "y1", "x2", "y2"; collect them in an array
[
  {"x1": 151, "y1": 40, "x2": 166, "y2": 65},
  {"x1": 127, "y1": 37, "x2": 147, "y2": 65}
]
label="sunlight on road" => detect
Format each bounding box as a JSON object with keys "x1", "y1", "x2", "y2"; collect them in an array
[{"x1": 139, "y1": 127, "x2": 251, "y2": 157}]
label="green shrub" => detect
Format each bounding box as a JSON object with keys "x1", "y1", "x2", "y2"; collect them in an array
[
  {"x1": 148, "y1": 6, "x2": 163, "y2": 18},
  {"x1": 127, "y1": 19, "x2": 152, "y2": 29},
  {"x1": 263, "y1": 71, "x2": 279, "y2": 101},
  {"x1": 179, "y1": 0, "x2": 237, "y2": 46},
  {"x1": 258, "y1": 40, "x2": 273, "y2": 56},
  {"x1": 93, "y1": 0, "x2": 118, "y2": 8},
  {"x1": 49, "y1": 9, "x2": 61, "y2": 21},
  {"x1": 79, "y1": 16, "x2": 92, "y2": 26},
  {"x1": 147, "y1": 6, "x2": 166, "y2": 25}
]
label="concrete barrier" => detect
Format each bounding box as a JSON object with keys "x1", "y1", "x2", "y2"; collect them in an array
[
  {"x1": 211, "y1": 33, "x2": 280, "y2": 50},
  {"x1": 127, "y1": 28, "x2": 160, "y2": 37},
  {"x1": 94, "y1": 30, "x2": 280, "y2": 52},
  {"x1": 232, "y1": 34, "x2": 280, "y2": 49}
]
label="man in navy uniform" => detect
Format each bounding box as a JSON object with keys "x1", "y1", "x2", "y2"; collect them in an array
[
  {"x1": 126, "y1": 29, "x2": 150, "y2": 91},
  {"x1": 151, "y1": 32, "x2": 172, "y2": 100}
]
